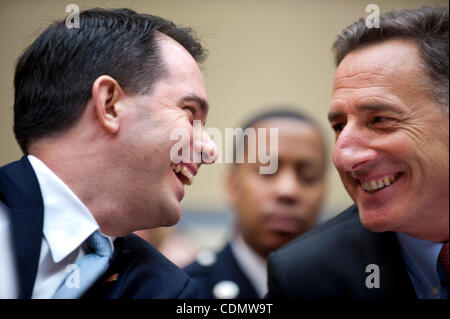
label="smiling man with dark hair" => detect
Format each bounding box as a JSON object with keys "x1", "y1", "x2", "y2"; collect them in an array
[
  {"x1": 0, "y1": 8, "x2": 217, "y2": 299},
  {"x1": 267, "y1": 7, "x2": 449, "y2": 299}
]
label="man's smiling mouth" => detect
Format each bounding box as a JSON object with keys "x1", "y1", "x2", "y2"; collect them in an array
[
  {"x1": 358, "y1": 173, "x2": 402, "y2": 193},
  {"x1": 171, "y1": 162, "x2": 195, "y2": 185}
]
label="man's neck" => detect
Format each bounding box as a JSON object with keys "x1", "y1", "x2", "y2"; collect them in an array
[{"x1": 28, "y1": 146, "x2": 124, "y2": 237}]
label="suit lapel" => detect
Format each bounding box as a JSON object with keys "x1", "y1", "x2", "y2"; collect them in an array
[
  {"x1": 81, "y1": 237, "x2": 134, "y2": 298},
  {"x1": 0, "y1": 157, "x2": 44, "y2": 298},
  {"x1": 9, "y1": 207, "x2": 44, "y2": 298},
  {"x1": 220, "y1": 244, "x2": 260, "y2": 298},
  {"x1": 362, "y1": 228, "x2": 417, "y2": 298}
]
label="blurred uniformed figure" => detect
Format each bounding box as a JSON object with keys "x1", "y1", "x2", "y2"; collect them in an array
[{"x1": 184, "y1": 109, "x2": 328, "y2": 298}]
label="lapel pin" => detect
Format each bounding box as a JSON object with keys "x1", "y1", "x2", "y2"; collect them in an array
[{"x1": 104, "y1": 273, "x2": 119, "y2": 283}]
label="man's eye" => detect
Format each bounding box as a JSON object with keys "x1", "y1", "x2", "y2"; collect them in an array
[
  {"x1": 370, "y1": 116, "x2": 395, "y2": 127},
  {"x1": 298, "y1": 167, "x2": 322, "y2": 185},
  {"x1": 372, "y1": 116, "x2": 387, "y2": 123},
  {"x1": 331, "y1": 122, "x2": 345, "y2": 133},
  {"x1": 300, "y1": 174, "x2": 321, "y2": 185}
]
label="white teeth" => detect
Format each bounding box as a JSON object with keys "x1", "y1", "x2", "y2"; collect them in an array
[
  {"x1": 171, "y1": 162, "x2": 194, "y2": 185},
  {"x1": 362, "y1": 174, "x2": 398, "y2": 192},
  {"x1": 170, "y1": 163, "x2": 181, "y2": 172},
  {"x1": 180, "y1": 166, "x2": 194, "y2": 185},
  {"x1": 370, "y1": 180, "x2": 377, "y2": 190}
]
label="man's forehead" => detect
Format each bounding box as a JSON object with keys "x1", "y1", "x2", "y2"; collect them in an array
[
  {"x1": 156, "y1": 32, "x2": 199, "y2": 70},
  {"x1": 154, "y1": 32, "x2": 208, "y2": 107},
  {"x1": 155, "y1": 31, "x2": 185, "y2": 51},
  {"x1": 333, "y1": 39, "x2": 422, "y2": 87}
]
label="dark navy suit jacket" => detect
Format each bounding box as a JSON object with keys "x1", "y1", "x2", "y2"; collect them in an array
[
  {"x1": 184, "y1": 243, "x2": 259, "y2": 299},
  {"x1": 267, "y1": 205, "x2": 417, "y2": 299},
  {"x1": 0, "y1": 157, "x2": 199, "y2": 299}
]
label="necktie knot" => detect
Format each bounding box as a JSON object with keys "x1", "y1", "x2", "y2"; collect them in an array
[
  {"x1": 53, "y1": 230, "x2": 113, "y2": 298},
  {"x1": 438, "y1": 241, "x2": 449, "y2": 280},
  {"x1": 86, "y1": 230, "x2": 112, "y2": 258}
]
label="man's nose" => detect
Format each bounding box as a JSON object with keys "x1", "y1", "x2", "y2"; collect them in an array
[
  {"x1": 194, "y1": 130, "x2": 219, "y2": 165},
  {"x1": 274, "y1": 168, "x2": 301, "y2": 205},
  {"x1": 333, "y1": 124, "x2": 377, "y2": 172}
]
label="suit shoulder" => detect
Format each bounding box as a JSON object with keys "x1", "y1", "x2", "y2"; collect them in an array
[
  {"x1": 184, "y1": 244, "x2": 238, "y2": 278},
  {"x1": 0, "y1": 157, "x2": 43, "y2": 210},
  {"x1": 183, "y1": 260, "x2": 210, "y2": 277},
  {"x1": 183, "y1": 244, "x2": 259, "y2": 299},
  {"x1": 0, "y1": 157, "x2": 32, "y2": 179},
  {"x1": 115, "y1": 234, "x2": 198, "y2": 298},
  {"x1": 271, "y1": 205, "x2": 363, "y2": 261},
  {"x1": 184, "y1": 249, "x2": 220, "y2": 277},
  {"x1": 121, "y1": 234, "x2": 187, "y2": 276}
]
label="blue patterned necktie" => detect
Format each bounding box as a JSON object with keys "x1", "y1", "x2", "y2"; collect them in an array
[{"x1": 53, "y1": 230, "x2": 113, "y2": 299}]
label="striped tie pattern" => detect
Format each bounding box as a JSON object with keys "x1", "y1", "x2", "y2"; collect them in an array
[{"x1": 438, "y1": 242, "x2": 449, "y2": 280}]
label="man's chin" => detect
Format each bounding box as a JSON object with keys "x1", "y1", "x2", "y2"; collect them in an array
[
  {"x1": 358, "y1": 209, "x2": 394, "y2": 233},
  {"x1": 161, "y1": 204, "x2": 182, "y2": 227},
  {"x1": 141, "y1": 202, "x2": 182, "y2": 229}
]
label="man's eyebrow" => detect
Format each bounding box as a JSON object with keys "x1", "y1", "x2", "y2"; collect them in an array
[
  {"x1": 181, "y1": 95, "x2": 209, "y2": 117},
  {"x1": 327, "y1": 110, "x2": 343, "y2": 123},
  {"x1": 328, "y1": 103, "x2": 404, "y2": 122},
  {"x1": 359, "y1": 103, "x2": 404, "y2": 115}
]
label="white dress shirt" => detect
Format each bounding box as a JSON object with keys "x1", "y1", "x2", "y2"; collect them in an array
[
  {"x1": 230, "y1": 234, "x2": 268, "y2": 298},
  {"x1": 2, "y1": 155, "x2": 115, "y2": 299}
]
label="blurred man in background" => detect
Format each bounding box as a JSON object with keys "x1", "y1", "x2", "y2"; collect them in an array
[
  {"x1": 267, "y1": 7, "x2": 449, "y2": 299},
  {"x1": 185, "y1": 109, "x2": 328, "y2": 298}
]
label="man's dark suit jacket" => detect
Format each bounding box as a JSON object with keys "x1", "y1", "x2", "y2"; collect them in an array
[
  {"x1": 267, "y1": 205, "x2": 417, "y2": 299},
  {"x1": 0, "y1": 157, "x2": 199, "y2": 299},
  {"x1": 184, "y1": 243, "x2": 259, "y2": 298}
]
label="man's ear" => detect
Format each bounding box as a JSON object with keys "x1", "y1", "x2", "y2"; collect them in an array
[{"x1": 91, "y1": 75, "x2": 124, "y2": 134}]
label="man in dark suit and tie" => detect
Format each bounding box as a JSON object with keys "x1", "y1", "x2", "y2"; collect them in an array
[
  {"x1": 185, "y1": 109, "x2": 328, "y2": 298},
  {"x1": 267, "y1": 7, "x2": 449, "y2": 299},
  {"x1": 0, "y1": 8, "x2": 218, "y2": 298}
]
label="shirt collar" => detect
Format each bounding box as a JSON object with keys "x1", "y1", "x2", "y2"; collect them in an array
[
  {"x1": 230, "y1": 234, "x2": 267, "y2": 298},
  {"x1": 396, "y1": 232, "x2": 443, "y2": 283},
  {"x1": 28, "y1": 155, "x2": 114, "y2": 263}
]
